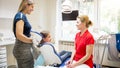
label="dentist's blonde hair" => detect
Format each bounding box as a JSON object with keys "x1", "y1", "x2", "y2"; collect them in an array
[
  {"x1": 77, "y1": 15, "x2": 93, "y2": 28},
  {"x1": 18, "y1": 0, "x2": 34, "y2": 12}
]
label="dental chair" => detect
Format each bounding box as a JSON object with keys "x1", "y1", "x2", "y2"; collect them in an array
[
  {"x1": 31, "y1": 31, "x2": 71, "y2": 68},
  {"x1": 34, "y1": 42, "x2": 71, "y2": 68},
  {"x1": 38, "y1": 43, "x2": 71, "y2": 66}
]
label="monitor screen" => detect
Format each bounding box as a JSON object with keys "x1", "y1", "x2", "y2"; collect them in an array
[{"x1": 62, "y1": 10, "x2": 79, "y2": 21}]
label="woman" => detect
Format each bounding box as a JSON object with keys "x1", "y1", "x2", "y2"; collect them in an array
[
  {"x1": 13, "y1": 0, "x2": 34, "y2": 68},
  {"x1": 66, "y1": 15, "x2": 94, "y2": 68}
]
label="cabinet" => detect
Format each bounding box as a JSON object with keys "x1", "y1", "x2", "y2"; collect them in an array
[
  {"x1": 0, "y1": 44, "x2": 16, "y2": 68},
  {"x1": 0, "y1": 30, "x2": 16, "y2": 67},
  {"x1": 0, "y1": 46, "x2": 7, "y2": 68},
  {"x1": 0, "y1": 0, "x2": 20, "y2": 66},
  {"x1": 6, "y1": 44, "x2": 17, "y2": 67}
]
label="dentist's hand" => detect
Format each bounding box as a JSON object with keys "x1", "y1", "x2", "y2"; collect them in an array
[{"x1": 32, "y1": 37, "x2": 39, "y2": 46}]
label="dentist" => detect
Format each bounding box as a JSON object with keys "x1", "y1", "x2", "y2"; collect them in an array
[
  {"x1": 66, "y1": 15, "x2": 94, "y2": 68},
  {"x1": 13, "y1": 0, "x2": 34, "y2": 68}
]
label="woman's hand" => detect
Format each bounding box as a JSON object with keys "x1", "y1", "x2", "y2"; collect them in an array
[
  {"x1": 66, "y1": 61, "x2": 78, "y2": 68},
  {"x1": 66, "y1": 60, "x2": 75, "y2": 68},
  {"x1": 66, "y1": 63, "x2": 76, "y2": 68}
]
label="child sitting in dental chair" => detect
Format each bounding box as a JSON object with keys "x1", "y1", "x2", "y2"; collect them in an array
[{"x1": 34, "y1": 31, "x2": 71, "y2": 67}]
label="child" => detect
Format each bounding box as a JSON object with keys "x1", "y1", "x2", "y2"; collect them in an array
[{"x1": 37, "y1": 31, "x2": 71, "y2": 67}]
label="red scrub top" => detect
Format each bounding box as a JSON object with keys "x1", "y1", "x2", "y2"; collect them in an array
[{"x1": 73, "y1": 30, "x2": 94, "y2": 68}]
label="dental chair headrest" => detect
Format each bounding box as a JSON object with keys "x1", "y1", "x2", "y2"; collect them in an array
[{"x1": 31, "y1": 31, "x2": 42, "y2": 45}]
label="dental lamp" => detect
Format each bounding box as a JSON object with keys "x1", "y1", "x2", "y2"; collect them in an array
[{"x1": 62, "y1": 0, "x2": 73, "y2": 14}]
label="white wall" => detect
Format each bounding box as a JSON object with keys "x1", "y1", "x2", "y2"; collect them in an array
[
  {"x1": 0, "y1": 18, "x2": 13, "y2": 30},
  {"x1": 0, "y1": 0, "x2": 20, "y2": 31},
  {"x1": 46, "y1": 0, "x2": 56, "y2": 39},
  {"x1": 0, "y1": 0, "x2": 20, "y2": 18},
  {"x1": 28, "y1": 0, "x2": 56, "y2": 39},
  {"x1": 0, "y1": 0, "x2": 57, "y2": 39}
]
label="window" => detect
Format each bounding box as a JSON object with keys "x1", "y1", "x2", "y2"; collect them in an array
[
  {"x1": 56, "y1": 0, "x2": 120, "y2": 41},
  {"x1": 61, "y1": 21, "x2": 77, "y2": 41},
  {"x1": 57, "y1": 0, "x2": 95, "y2": 41},
  {"x1": 99, "y1": 0, "x2": 120, "y2": 34}
]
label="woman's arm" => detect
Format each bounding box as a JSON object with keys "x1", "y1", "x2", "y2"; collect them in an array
[
  {"x1": 16, "y1": 20, "x2": 32, "y2": 43},
  {"x1": 66, "y1": 45, "x2": 76, "y2": 65},
  {"x1": 70, "y1": 49, "x2": 75, "y2": 62},
  {"x1": 72, "y1": 44, "x2": 94, "y2": 67}
]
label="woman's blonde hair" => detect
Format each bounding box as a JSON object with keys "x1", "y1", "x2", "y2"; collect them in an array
[
  {"x1": 77, "y1": 15, "x2": 93, "y2": 28},
  {"x1": 18, "y1": 0, "x2": 34, "y2": 12}
]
